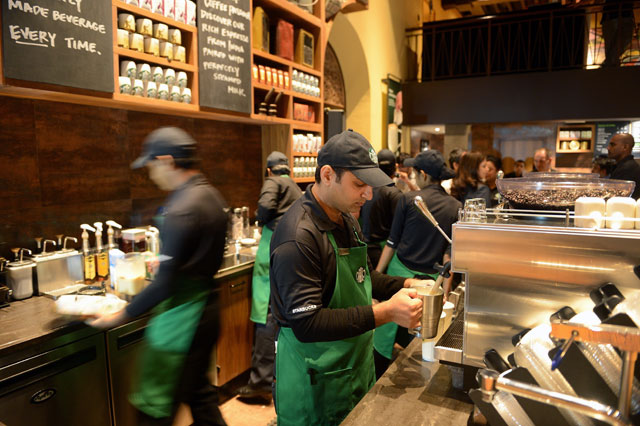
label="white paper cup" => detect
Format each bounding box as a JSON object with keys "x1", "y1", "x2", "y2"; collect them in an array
[
  {"x1": 144, "y1": 81, "x2": 157, "y2": 98},
  {"x1": 176, "y1": 71, "x2": 187, "y2": 89},
  {"x1": 118, "y1": 76, "x2": 132, "y2": 95},
  {"x1": 169, "y1": 85, "x2": 181, "y2": 102},
  {"x1": 131, "y1": 79, "x2": 144, "y2": 97},
  {"x1": 136, "y1": 63, "x2": 151, "y2": 81},
  {"x1": 151, "y1": 66, "x2": 164, "y2": 85},
  {"x1": 157, "y1": 83, "x2": 169, "y2": 100},
  {"x1": 164, "y1": 68, "x2": 176, "y2": 85},
  {"x1": 120, "y1": 60, "x2": 136, "y2": 78},
  {"x1": 180, "y1": 88, "x2": 192, "y2": 104},
  {"x1": 422, "y1": 340, "x2": 436, "y2": 362}
]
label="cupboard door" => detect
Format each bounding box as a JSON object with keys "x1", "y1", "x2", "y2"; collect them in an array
[{"x1": 216, "y1": 272, "x2": 253, "y2": 385}]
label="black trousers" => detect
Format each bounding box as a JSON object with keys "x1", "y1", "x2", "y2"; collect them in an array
[
  {"x1": 137, "y1": 290, "x2": 227, "y2": 426},
  {"x1": 248, "y1": 312, "x2": 279, "y2": 388}
]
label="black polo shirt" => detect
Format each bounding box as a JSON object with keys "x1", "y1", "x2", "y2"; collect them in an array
[
  {"x1": 610, "y1": 155, "x2": 640, "y2": 199},
  {"x1": 360, "y1": 184, "x2": 403, "y2": 243},
  {"x1": 255, "y1": 175, "x2": 303, "y2": 230},
  {"x1": 387, "y1": 184, "x2": 461, "y2": 274},
  {"x1": 126, "y1": 174, "x2": 228, "y2": 317},
  {"x1": 270, "y1": 185, "x2": 405, "y2": 342}
]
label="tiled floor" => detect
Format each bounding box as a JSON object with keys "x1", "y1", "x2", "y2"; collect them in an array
[{"x1": 174, "y1": 397, "x2": 276, "y2": 426}]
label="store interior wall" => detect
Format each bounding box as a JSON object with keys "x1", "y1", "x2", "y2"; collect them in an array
[
  {"x1": 328, "y1": 0, "x2": 422, "y2": 150},
  {"x1": 0, "y1": 97, "x2": 262, "y2": 260}
]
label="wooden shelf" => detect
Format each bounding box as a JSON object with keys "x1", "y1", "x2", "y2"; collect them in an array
[
  {"x1": 253, "y1": 0, "x2": 322, "y2": 30},
  {"x1": 556, "y1": 124, "x2": 595, "y2": 154},
  {"x1": 250, "y1": 113, "x2": 321, "y2": 130},
  {"x1": 113, "y1": 92, "x2": 198, "y2": 110},
  {"x1": 291, "y1": 121, "x2": 322, "y2": 132},
  {"x1": 292, "y1": 152, "x2": 318, "y2": 156},
  {"x1": 253, "y1": 49, "x2": 322, "y2": 77},
  {"x1": 293, "y1": 177, "x2": 315, "y2": 183},
  {"x1": 115, "y1": 1, "x2": 196, "y2": 32},
  {"x1": 557, "y1": 149, "x2": 594, "y2": 153},
  {"x1": 115, "y1": 47, "x2": 196, "y2": 72},
  {"x1": 253, "y1": 81, "x2": 321, "y2": 103}
]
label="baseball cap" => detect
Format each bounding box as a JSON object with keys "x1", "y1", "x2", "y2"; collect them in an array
[
  {"x1": 377, "y1": 149, "x2": 396, "y2": 166},
  {"x1": 318, "y1": 130, "x2": 393, "y2": 187},
  {"x1": 131, "y1": 127, "x2": 198, "y2": 169},
  {"x1": 266, "y1": 151, "x2": 289, "y2": 168},
  {"x1": 404, "y1": 150, "x2": 456, "y2": 180}
]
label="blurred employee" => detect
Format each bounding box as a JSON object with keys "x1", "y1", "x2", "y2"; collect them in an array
[
  {"x1": 395, "y1": 152, "x2": 419, "y2": 192},
  {"x1": 360, "y1": 149, "x2": 403, "y2": 267},
  {"x1": 533, "y1": 148, "x2": 554, "y2": 172},
  {"x1": 237, "y1": 152, "x2": 302, "y2": 401},
  {"x1": 89, "y1": 127, "x2": 228, "y2": 426},
  {"x1": 608, "y1": 133, "x2": 640, "y2": 199},
  {"x1": 270, "y1": 130, "x2": 427, "y2": 425},
  {"x1": 374, "y1": 150, "x2": 461, "y2": 372},
  {"x1": 505, "y1": 159, "x2": 525, "y2": 178}
]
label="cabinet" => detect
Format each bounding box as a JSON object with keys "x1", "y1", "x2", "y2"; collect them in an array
[
  {"x1": 251, "y1": 0, "x2": 326, "y2": 184},
  {"x1": 111, "y1": 0, "x2": 199, "y2": 111},
  {"x1": 556, "y1": 124, "x2": 595, "y2": 153},
  {"x1": 216, "y1": 270, "x2": 253, "y2": 385}
]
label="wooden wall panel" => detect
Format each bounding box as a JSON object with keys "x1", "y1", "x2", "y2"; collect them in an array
[{"x1": 0, "y1": 97, "x2": 262, "y2": 259}]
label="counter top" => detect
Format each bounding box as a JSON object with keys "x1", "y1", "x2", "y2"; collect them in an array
[
  {"x1": 342, "y1": 339, "x2": 473, "y2": 426},
  {"x1": 0, "y1": 256, "x2": 255, "y2": 359}
]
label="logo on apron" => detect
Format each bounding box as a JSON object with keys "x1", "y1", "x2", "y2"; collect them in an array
[{"x1": 356, "y1": 266, "x2": 366, "y2": 284}]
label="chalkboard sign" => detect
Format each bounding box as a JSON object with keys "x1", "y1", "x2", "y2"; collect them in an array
[
  {"x1": 594, "y1": 122, "x2": 629, "y2": 157},
  {"x1": 2, "y1": 0, "x2": 113, "y2": 92},
  {"x1": 197, "y1": 0, "x2": 251, "y2": 113}
]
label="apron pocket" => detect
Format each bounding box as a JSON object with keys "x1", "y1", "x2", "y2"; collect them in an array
[
  {"x1": 309, "y1": 366, "x2": 355, "y2": 424},
  {"x1": 147, "y1": 299, "x2": 206, "y2": 352}
]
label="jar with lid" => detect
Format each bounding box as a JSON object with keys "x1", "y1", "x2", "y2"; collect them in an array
[{"x1": 231, "y1": 208, "x2": 243, "y2": 242}]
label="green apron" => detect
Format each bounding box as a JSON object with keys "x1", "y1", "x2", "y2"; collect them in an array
[
  {"x1": 373, "y1": 253, "x2": 438, "y2": 359},
  {"x1": 275, "y1": 230, "x2": 375, "y2": 426},
  {"x1": 129, "y1": 277, "x2": 211, "y2": 418},
  {"x1": 250, "y1": 226, "x2": 273, "y2": 324}
]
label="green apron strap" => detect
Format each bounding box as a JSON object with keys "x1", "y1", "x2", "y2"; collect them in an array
[
  {"x1": 275, "y1": 228, "x2": 375, "y2": 426},
  {"x1": 250, "y1": 226, "x2": 274, "y2": 324}
]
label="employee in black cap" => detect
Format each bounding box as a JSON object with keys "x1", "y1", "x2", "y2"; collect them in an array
[
  {"x1": 270, "y1": 130, "x2": 430, "y2": 426},
  {"x1": 237, "y1": 151, "x2": 302, "y2": 402},
  {"x1": 89, "y1": 127, "x2": 228, "y2": 425},
  {"x1": 373, "y1": 150, "x2": 461, "y2": 371},
  {"x1": 360, "y1": 149, "x2": 403, "y2": 267}
]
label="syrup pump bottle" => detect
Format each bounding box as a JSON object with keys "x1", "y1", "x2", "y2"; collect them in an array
[
  {"x1": 80, "y1": 224, "x2": 97, "y2": 284},
  {"x1": 106, "y1": 220, "x2": 124, "y2": 292},
  {"x1": 93, "y1": 222, "x2": 110, "y2": 285}
]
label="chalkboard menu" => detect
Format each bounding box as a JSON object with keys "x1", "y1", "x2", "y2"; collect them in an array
[
  {"x1": 2, "y1": 0, "x2": 113, "y2": 92},
  {"x1": 197, "y1": 0, "x2": 251, "y2": 113},
  {"x1": 594, "y1": 122, "x2": 629, "y2": 157}
]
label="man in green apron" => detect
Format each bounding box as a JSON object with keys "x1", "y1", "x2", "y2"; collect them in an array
[
  {"x1": 237, "y1": 151, "x2": 302, "y2": 401},
  {"x1": 360, "y1": 149, "x2": 403, "y2": 268},
  {"x1": 374, "y1": 149, "x2": 461, "y2": 374},
  {"x1": 269, "y1": 130, "x2": 431, "y2": 426},
  {"x1": 89, "y1": 127, "x2": 228, "y2": 425}
]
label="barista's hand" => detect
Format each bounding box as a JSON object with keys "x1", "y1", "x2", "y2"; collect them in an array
[
  {"x1": 403, "y1": 278, "x2": 435, "y2": 289},
  {"x1": 86, "y1": 309, "x2": 130, "y2": 329},
  {"x1": 373, "y1": 288, "x2": 422, "y2": 329}
]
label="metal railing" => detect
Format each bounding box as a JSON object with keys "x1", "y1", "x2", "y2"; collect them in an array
[{"x1": 406, "y1": 3, "x2": 640, "y2": 82}]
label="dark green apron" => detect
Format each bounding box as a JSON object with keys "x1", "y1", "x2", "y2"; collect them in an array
[
  {"x1": 373, "y1": 253, "x2": 438, "y2": 359},
  {"x1": 250, "y1": 226, "x2": 273, "y2": 324},
  {"x1": 275, "y1": 230, "x2": 374, "y2": 426},
  {"x1": 129, "y1": 277, "x2": 211, "y2": 418}
]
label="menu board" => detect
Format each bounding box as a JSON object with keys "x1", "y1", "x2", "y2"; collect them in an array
[
  {"x1": 594, "y1": 122, "x2": 629, "y2": 157},
  {"x1": 2, "y1": 0, "x2": 113, "y2": 92},
  {"x1": 197, "y1": 0, "x2": 251, "y2": 113}
]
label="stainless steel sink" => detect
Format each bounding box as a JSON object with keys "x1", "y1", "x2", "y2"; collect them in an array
[{"x1": 218, "y1": 253, "x2": 254, "y2": 273}]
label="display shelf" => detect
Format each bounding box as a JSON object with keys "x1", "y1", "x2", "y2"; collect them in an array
[
  {"x1": 556, "y1": 124, "x2": 595, "y2": 153},
  {"x1": 252, "y1": 81, "x2": 321, "y2": 103},
  {"x1": 113, "y1": 92, "x2": 199, "y2": 110},
  {"x1": 115, "y1": 47, "x2": 197, "y2": 72},
  {"x1": 291, "y1": 121, "x2": 323, "y2": 132},
  {"x1": 253, "y1": 49, "x2": 322, "y2": 77},
  {"x1": 115, "y1": 1, "x2": 196, "y2": 32},
  {"x1": 253, "y1": 0, "x2": 323, "y2": 30},
  {"x1": 293, "y1": 151, "x2": 318, "y2": 157},
  {"x1": 293, "y1": 176, "x2": 315, "y2": 183}
]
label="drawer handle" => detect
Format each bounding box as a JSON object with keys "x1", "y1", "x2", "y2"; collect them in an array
[{"x1": 230, "y1": 281, "x2": 246, "y2": 293}]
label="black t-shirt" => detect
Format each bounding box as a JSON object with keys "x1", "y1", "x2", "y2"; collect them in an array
[
  {"x1": 255, "y1": 175, "x2": 303, "y2": 230},
  {"x1": 387, "y1": 184, "x2": 461, "y2": 274},
  {"x1": 270, "y1": 185, "x2": 405, "y2": 342},
  {"x1": 360, "y1": 184, "x2": 403, "y2": 243},
  {"x1": 126, "y1": 174, "x2": 228, "y2": 317},
  {"x1": 610, "y1": 155, "x2": 640, "y2": 199}
]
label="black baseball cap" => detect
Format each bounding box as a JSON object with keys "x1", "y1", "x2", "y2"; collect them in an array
[
  {"x1": 405, "y1": 150, "x2": 456, "y2": 180},
  {"x1": 131, "y1": 127, "x2": 198, "y2": 169},
  {"x1": 318, "y1": 130, "x2": 393, "y2": 187},
  {"x1": 266, "y1": 151, "x2": 289, "y2": 168},
  {"x1": 377, "y1": 149, "x2": 396, "y2": 166}
]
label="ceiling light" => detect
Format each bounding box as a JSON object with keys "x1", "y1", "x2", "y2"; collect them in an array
[{"x1": 435, "y1": 127, "x2": 441, "y2": 132}]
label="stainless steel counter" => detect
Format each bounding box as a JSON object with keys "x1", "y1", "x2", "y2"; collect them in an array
[{"x1": 342, "y1": 339, "x2": 473, "y2": 426}]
